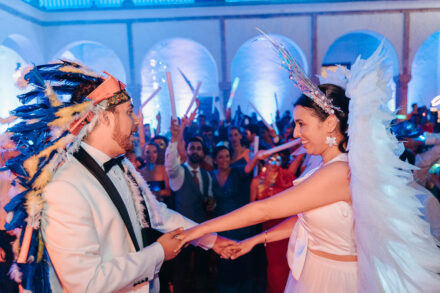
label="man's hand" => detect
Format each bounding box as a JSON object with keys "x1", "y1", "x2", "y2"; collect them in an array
[
  {"x1": 212, "y1": 236, "x2": 239, "y2": 259},
  {"x1": 157, "y1": 227, "x2": 184, "y2": 261},
  {"x1": 170, "y1": 119, "x2": 180, "y2": 142}
]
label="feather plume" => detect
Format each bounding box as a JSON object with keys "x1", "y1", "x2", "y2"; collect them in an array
[
  {"x1": 31, "y1": 151, "x2": 66, "y2": 191},
  {"x1": 58, "y1": 65, "x2": 100, "y2": 78},
  {"x1": 14, "y1": 65, "x2": 33, "y2": 89},
  {"x1": 123, "y1": 168, "x2": 149, "y2": 228},
  {"x1": 23, "y1": 156, "x2": 39, "y2": 179},
  {"x1": 8, "y1": 263, "x2": 22, "y2": 282},
  {"x1": 124, "y1": 160, "x2": 164, "y2": 227},
  {"x1": 0, "y1": 116, "x2": 18, "y2": 124},
  {"x1": 25, "y1": 190, "x2": 43, "y2": 229},
  {"x1": 44, "y1": 82, "x2": 61, "y2": 107},
  {"x1": 49, "y1": 101, "x2": 93, "y2": 128},
  {"x1": 67, "y1": 107, "x2": 102, "y2": 154}
]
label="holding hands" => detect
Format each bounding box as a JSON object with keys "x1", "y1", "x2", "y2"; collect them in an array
[{"x1": 175, "y1": 226, "x2": 257, "y2": 260}]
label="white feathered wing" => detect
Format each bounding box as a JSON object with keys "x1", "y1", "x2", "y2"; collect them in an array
[{"x1": 346, "y1": 44, "x2": 440, "y2": 292}]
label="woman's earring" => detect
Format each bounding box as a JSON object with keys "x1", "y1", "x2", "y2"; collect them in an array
[{"x1": 326, "y1": 136, "x2": 337, "y2": 148}]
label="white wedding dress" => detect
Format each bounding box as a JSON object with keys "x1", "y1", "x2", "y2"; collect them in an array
[{"x1": 284, "y1": 153, "x2": 358, "y2": 293}]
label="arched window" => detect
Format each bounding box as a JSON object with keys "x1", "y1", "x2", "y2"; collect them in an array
[
  {"x1": 323, "y1": 31, "x2": 399, "y2": 110},
  {"x1": 141, "y1": 38, "x2": 218, "y2": 132},
  {"x1": 231, "y1": 34, "x2": 307, "y2": 123},
  {"x1": 54, "y1": 41, "x2": 126, "y2": 83},
  {"x1": 0, "y1": 45, "x2": 27, "y2": 132},
  {"x1": 408, "y1": 31, "x2": 440, "y2": 109}
]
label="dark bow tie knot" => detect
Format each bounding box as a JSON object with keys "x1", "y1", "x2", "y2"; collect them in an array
[{"x1": 103, "y1": 156, "x2": 125, "y2": 173}]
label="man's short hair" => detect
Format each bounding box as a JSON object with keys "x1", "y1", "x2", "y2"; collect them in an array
[
  {"x1": 186, "y1": 136, "x2": 207, "y2": 154},
  {"x1": 244, "y1": 124, "x2": 259, "y2": 135}
]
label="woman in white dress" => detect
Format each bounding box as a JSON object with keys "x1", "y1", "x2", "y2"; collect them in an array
[{"x1": 176, "y1": 43, "x2": 440, "y2": 292}]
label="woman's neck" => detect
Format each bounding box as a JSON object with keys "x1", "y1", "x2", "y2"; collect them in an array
[
  {"x1": 321, "y1": 147, "x2": 343, "y2": 164},
  {"x1": 217, "y1": 167, "x2": 231, "y2": 174},
  {"x1": 232, "y1": 144, "x2": 242, "y2": 153}
]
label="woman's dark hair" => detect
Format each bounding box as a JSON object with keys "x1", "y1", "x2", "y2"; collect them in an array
[
  {"x1": 152, "y1": 135, "x2": 169, "y2": 147},
  {"x1": 294, "y1": 84, "x2": 349, "y2": 153},
  {"x1": 212, "y1": 145, "x2": 231, "y2": 160},
  {"x1": 228, "y1": 126, "x2": 245, "y2": 147},
  {"x1": 145, "y1": 141, "x2": 160, "y2": 153}
]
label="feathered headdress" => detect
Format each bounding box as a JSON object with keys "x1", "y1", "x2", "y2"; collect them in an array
[
  {"x1": 2, "y1": 60, "x2": 131, "y2": 292},
  {"x1": 257, "y1": 28, "x2": 342, "y2": 115}
]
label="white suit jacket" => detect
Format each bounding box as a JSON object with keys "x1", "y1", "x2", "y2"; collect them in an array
[{"x1": 41, "y1": 151, "x2": 216, "y2": 293}]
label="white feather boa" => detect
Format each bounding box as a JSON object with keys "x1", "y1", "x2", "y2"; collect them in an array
[
  {"x1": 122, "y1": 159, "x2": 163, "y2": 228},
  {"x1": 346, "y1": 44, "x2": 440, "y2": 292}
]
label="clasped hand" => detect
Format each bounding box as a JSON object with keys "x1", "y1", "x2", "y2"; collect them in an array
[{"x1": 175, "y1": 227, "x2": 257, "y2": 260}]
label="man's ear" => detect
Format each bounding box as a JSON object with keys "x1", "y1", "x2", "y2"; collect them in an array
[
  {"x1": 99, "y1": 110, "x2": 112, "y2": 126},
  {"x1": 325, "y1": 115, "x2": 339, "y2": 133}
]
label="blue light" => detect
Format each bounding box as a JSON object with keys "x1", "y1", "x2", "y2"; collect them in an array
[{"x1": 231, "y1": 34, "x2": 307, "y2": 124}]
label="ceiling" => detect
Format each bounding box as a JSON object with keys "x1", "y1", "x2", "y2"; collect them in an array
[{"x1": 22, "y1": 0, "x2": 402, "y2": 11}]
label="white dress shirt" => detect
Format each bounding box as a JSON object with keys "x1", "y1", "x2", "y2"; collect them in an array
[
  {"x1": 165, "y1": 142, "x2": 213, "y2": 197},
  {"x1": 81, "y1": 142, "x2": 143, "y2": 249}
]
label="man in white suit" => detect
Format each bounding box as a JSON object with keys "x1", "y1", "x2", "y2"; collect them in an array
[{"x1": 40, "y1": 73, "x2": 234, "y2": 292}]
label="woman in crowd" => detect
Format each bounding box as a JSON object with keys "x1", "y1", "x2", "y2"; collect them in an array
[
  {"x1": 228, "y1": 126, "x2": 250, "y2": 168},
  {"x1": 248, "y1": 152, "x2": 303, "y2": 293},
  {"x1": 211, "y1": 145, "x2": 256, "y2": 292},
  {"x1": 152, "y1": 135, "x2": 168, "y2": 165},
  {"x1": 175, "y1": 45, "x2": 440, "y2": 292},
  {"x1": 139, "y1": 142, "x2": 171, "y2": 204}
]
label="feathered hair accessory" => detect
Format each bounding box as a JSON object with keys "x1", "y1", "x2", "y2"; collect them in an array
[
  {"x1": 1, "y1": 60, "x2": 131, "y2": 292},
  {"x1": 318, "y1": 66, "x2": 350, "y2": 90},
  {"x1": 257, "y1": 28, "x2": 342, "y2": 115}
]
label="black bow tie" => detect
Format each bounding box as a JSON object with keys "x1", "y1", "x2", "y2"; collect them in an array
[{"x1": 103, "y1": 156, "x2": 125, "y2": 173}]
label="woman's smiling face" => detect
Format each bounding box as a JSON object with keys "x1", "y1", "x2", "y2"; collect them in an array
[{"x1": 293, "y1": 105, "x2": 328, "y2": 155}]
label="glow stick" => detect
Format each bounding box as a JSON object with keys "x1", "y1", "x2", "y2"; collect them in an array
[
  {"x1": 431, "y1": 95, "x2": 440, "y2": 107},
  {"x1": 249, "y1": 102, "x2": 272, "y2": 130},
  {"x1": 274, "y1": 92, "x2": 279, "y2": 112},
  {"x1": 166, "y1": 72, "x2": 177, "y2": 120},
  {"x1": 291, "y1": 144, "x2": 306, "y2": 156},
  {"x1": 140, "y1": 87, "x2": 161, "y2": 110},
  {"x1": 253, "y1": 135, "x2": 259, "y2": 177},
  {"x1": 178, "y1": 67, "x2": 195, "y2": 92},
  {"x1": 17, "y1": 226, "x2": 33, "y2": 263},
  {"x1": 184, "y1": 81, "x2": 202, "y2": 117},
  {"x1": 271, "y1": 113, "x2": 280, "y2": 136},
  {"x1": 259, "y1": 138, "x2": 301, "y2": 157},
  {"x1": 226, "y1": 77, "x2": 240, "y2": 109}
]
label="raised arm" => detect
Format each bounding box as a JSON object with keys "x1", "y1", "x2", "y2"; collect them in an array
[{"x1": 176, "y1": 161, "x2": 350, "y2": 249}]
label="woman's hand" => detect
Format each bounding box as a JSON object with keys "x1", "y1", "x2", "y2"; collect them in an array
[
  {"x1": 230, "y1": 236, "x2": 259, "y2": 260},
  {"x1": 174, "y1": 225, "x2": 207, "y2": 251}
]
